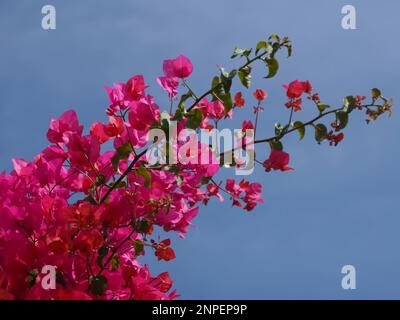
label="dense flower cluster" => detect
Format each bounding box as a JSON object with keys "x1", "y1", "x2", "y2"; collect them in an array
[{"x1": 0, "y1": 35, "x2": 391, "y2": 300}]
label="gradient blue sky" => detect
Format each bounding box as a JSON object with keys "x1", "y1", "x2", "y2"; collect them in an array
[{"x1": 1, "y1": 0, "x2": 399, "y2": 299}]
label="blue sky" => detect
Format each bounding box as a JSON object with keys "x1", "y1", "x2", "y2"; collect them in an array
[{"x1": 0, "y1": 0, "x2": 399, "y2": 299}]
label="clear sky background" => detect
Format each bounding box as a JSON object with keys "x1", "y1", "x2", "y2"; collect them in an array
[{"x1": 1, "y1": 0, "x2": 399, "y2": 299}]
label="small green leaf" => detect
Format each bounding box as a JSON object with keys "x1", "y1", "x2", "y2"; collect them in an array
[
  {"x1": 132, "y1": 239, "x2": 144, "y2": 256},
  {"x1": 26, "y1": 269, "x2": 39, "y2": 288},
  {"x1": 343, "y1": 96, "x2": 356, "y2": 113},
  {"x1": 238, "y1": 67, "x2": 252, "y2": 88},
  {"x1": 84, "y1": 194, "x2": 98, "y2": 205},
  {"x1": 317, "y1": 104, "x2": 330, "y2": 113},
  {"x1": 293, "y1": 121, "x2": 305, "y2": 140},
  {"x1": 133, "y1": 219, "x2": 151, "y2": 234},
  {"x1": 219, "y1": 93, "x2": 233, "y2": 115},
  {"x1": 269, "y1": 140, "x2": 283, "y2": 151},
  {"x1": 242, "y1": 49, "x2": 252, "y2": 58},
  {"x1": 136, "y1": 167, "x2": 151, "y2": 188},
  {"x1": 89, "y1": 276, "x2": 107, "y2": 297},
  {"x1": 336, "y1": 111, "x2": 349, "y2": 130},
  {"x1": 111, "y1": 143, "x2": 133, "y2": 171},
  {"x1": 111, "y1": 257, "x2": 120, "y2": 272},
  {"x1": 264, "y1": 58, "x2": 279, "y2": 78},
  {"x1": 218, "y1": 68, "x2": 235, "y2": 93},
  {"x1": 256, "y1": 41, "x2": 268, "y2": 55},
  {"x1": 314, "y1": 124, "x2": 328, "y2": 143},
  {"x1": 231, "y1": 47, "x2": 245, "y2": 59},
  {"x1": 285, "y1": 44, "x2": 292, "y2": 57},
  {"x1": 371, "y1": 88, "x2": 381, "y2": 99},
  {"x1": 268, "y1": 34, "x2": 280, "y2": 41},
  {"x1": 185, "y1": 108, "x2": 204, "y2": 129},
  {"x1": 97, "y1": 246, "x2": 109, "y2": 268}
]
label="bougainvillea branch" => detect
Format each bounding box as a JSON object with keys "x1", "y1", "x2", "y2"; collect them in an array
[{"x1": 0, "y1": 34, "x2": 392, "y2": 300}]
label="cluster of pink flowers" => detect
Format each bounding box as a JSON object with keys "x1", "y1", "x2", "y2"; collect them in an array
[
  {"x1": 283, "y1": 80, "x2": 313, "y2": 112},
  {"x1": 0, "y1": 41, "x2": 384, "y2": 299},
  {"x1": 0, "y1": 54, "x2": 271, "y2": 300}
]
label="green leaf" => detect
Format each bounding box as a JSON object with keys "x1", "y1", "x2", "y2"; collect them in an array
[
  {"x1": 238, "y1": 67, "x2": 252, "y2": 88},
  {"x1": 256, "y1": 41, "x2": 268, "y2": 55},
  {"x1": 343, "y1": 96, "x2": 356, "y2": 113},
  {"x1": 132, "y1": 239, "x2": 144, "y2": 256},
  {"x1": 26, "y1": 269, "x2": 39, "y2": 288},
  {"x1": 371, "y1": 88, "x2": 381, "y2": 99},
  {"x1": 97, "y1": 246, "x2": 109, "y2": 267},
  {"x1": 264, "y1": 58, "x2": 279, "y2": 78},
  {"x1": 201, "y1": 176, "x2": 212, "y2": 185},
  {"x1": 136, "y1": 167, "x2": 151, "y2": 188},
  {"x1": 218, "y1": 67, "x2": 236, "y2": 93},
  {"x1": 89, "y1": 276, "x2": 107, "y2": 297},
  {"x1": 185, "y1": 108, "x2": 204, "y2": 129},
  {"x1": 178, "y1": 92, "x2": 191, "y2": 107},
  {"x1": 269, "y1": 140, "x2": 283, "y2": 151},
  {"x1": 336, "y1": 111, "x2": 349, "y2": 130},
  {"x1": 285, "y1": 44, "x2": 292, "y2": 57},
  {"x1": 133, "y1": 219, "x2": 151, "y2": 234},
  {"x1": 242, "y1": 48, "x2": 252, "y2": 58},
  {"x1": 231, "y1": 47, "x2": 245, "y2": 59},
  {"x1": 268, "y1": 34, "x2": 280, "y2": 41},
  {"x1": 84, "y1": 194, "x2": 98, "y2": 205},
  {"x1": 211, "y1": 76, "x2": 225, "y2": 99},
  {"x1": 314, "y1": 124, "x2": 328, "y2": 143},
  {"x1": 219, "y1": 93, "x2": 233, "y2": 115},
  {"x1": 293, "y1": 121, "x2": 305, "y2": 140},
  {"x1": 317, "y1": 104, "x2": 330, "y2": 113},
  {"x1": 111, "y1": 143, "x2": 133, "y2": 171},
  {"x1": 111, "y1": 257, "x2": 120, "y2": 272}
]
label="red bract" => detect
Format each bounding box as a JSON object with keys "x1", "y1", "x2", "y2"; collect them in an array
[
  {"x1": 163, "y1": 55, "x2": 193, "y2": 79},
  {"x1": 128, "y1": 96, "x2": 161, "y2": 131},
  {"x1": 157, "y1": 76, "x2": 179, "y2": 98},
  {"x1": 263, "y1": 150, "x2": 294, "y2": 172},
  {"x1": 327, "y1": 131, "x2": 344, "y2": 146},
  {"x1": 253, "y1": 88, "x2": 268, "y2": 101},
  {"x1": 154, "y1": 239, "x2": 176, "y2": 261},
  {"x1": 283, "y1": 80, "x2": 313, "y2": 99},
  {"x1": 46, "y1": 110, "x2": 83, "y2": 144},
  {"x1": 234, "y1": 92, "x2": 245, "y2": 107}
]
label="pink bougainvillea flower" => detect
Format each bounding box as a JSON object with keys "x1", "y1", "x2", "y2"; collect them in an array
[
  {"x1": 242, "y1": 120, "x2": 254, "y2": 131},
  {"x1": 154, "y1": 239, "x2": 176, "y2": 261},
  {"x1": 283, "y1": 80, "x2": 305, "y2": 99},
  {"x1": 90, "y1": 122, "x2": 110, "y2": 144},
  {"x1": 208, "y1": 100, "x2": 225, "y2": 119},
  {"x1": 285, "y1": 98, "x2": 302, "y2": 112},
  {"x1": 46, "y1": 110, "x2": 83, "y2": 144},
  {"x1": 263, "y1": 150, "x2": 294, "y2": 172},
  {"x1": 197, "y1": 98, "x2": 225, "y2": 120},
  {"x1": 224, "y1": 179, "x2": 263, "y2": 211},
  {"x1": 327, "y1": 131, "x2": 344, "y2": 146},
  {"x1": 302, "y1": 80, "x2": 313, "y2": 93},
  {"x1": 105, "y1": 83, "x2": 125, "y2": 105},
  {"x1": 234, "y1": 92, "x2": 245, "y2": 107},
  {"x1": 283, "y1": 80, "x2": 313, "y2": 99},
  {"x1": 157, "y1": 76, "x2": 179, "y2": 98},
  {"x1": 103, "y1": 116, "x2": 125, "y2": 137},
  {"x1": 124, "y1": 75, "x2": 147, "y2": 101},
  {"x1": 163, "y1": 55, "x2": 193, "y2": 78},
  {"x1": 253, "y1": 88, "x2": 268, "y2": 101},
  {"x1": 128, "y1": 95, "x2": 160, "y2": 131}
]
